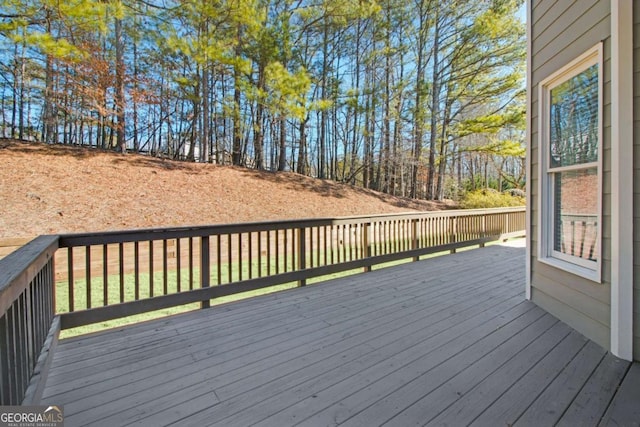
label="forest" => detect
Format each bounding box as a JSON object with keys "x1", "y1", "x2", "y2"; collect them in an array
[{"x1": 0, "y1": 0, "x2": 526, "y2": 201}]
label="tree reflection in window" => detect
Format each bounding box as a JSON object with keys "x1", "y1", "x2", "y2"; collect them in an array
[{"x1": 549, "y1": 64, "x2": 598, "y2": 168}]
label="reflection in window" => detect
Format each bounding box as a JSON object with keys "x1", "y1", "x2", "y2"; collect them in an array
[
  {"x1": 550, "y1": 64, "x2": 598, "y2": 168},
  {"x1": 553, "y1": 169, "x2": 598, "y2": 262}
]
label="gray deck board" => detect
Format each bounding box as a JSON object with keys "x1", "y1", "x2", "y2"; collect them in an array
[
  {"x1": 556, "y1": 353, "x2": 630, "y2": 427},
  {"x1": 68, "y1": 283, "x2": 518, "y2": 426},
  {"x1": 511, "y1": 340, "x2": 607, "y2": 427},
  {"x1": 599, "y1": 362, "x2": 640, "y2": 427},
  {"x1": 38, "y1": 242, "x2": 637, "y2": 427},
  {"x1": 45, "y1": 258, "x2": 515, "y2": 405},
  {"x1": 105, "y1": 269, "x2": 523, "y2": 426}
]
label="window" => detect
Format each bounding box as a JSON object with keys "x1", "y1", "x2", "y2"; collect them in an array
[{"x1": 538, "y1": 45, "x2": 602, "y2": 281}]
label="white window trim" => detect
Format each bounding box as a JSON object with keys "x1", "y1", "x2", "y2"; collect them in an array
[{"x1": 537, "y1": 44, "x2": 603, "y2": 283}]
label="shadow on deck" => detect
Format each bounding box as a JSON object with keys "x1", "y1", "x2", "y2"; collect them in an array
[{"x1": 39, "y1": 243, "x2": 638, "y2": 426}]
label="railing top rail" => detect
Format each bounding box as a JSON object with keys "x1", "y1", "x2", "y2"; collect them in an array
[
  {"x1": 0, "y1": 235, "x2": 58, "y2": 315},
  {"x1": 57, "y1": 206, "x2": 525, "y2": 247}
]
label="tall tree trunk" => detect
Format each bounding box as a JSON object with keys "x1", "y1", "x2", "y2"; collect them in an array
[
  {"x1": 410, "y1": 0, "x2": 428, "y2": 199},
  {"x1": 365, "y1": 71, "x2": 376, "y2": 189},
  {"x1": 132, "y1": 39, "x2": 139, "y2": 152},
  {"x1": 318, "y1": 17, "x2": 329, "y2": 179},
  {"x1": 232, "y1": 32, "x2": 243, "y2": 166},
  {"x1": 382, "y1": 1, "x2": 392, "y2": 194},
  {"x1": 18, "y1": 40, "x2": 26, "y2": 141},
  {"x1": 278, "y1": 115, "x2": 287, "y2": 171},
  {"x1": 115, "y1": 16, "x2": 126, "y2": 153},
  {"x1": 200, "y1": 19, "x2": 210, "y2": 162},
  {"x1": 349, "y1": 20, "x2": 362, "y2": 185},
  {"x1": 202, "y1": 66, "x2": 210, "y2": 162},
  {"x1": 253, "y1": 63, "x2": 265, "y2": 169},
  {"x1": 297, "y1": 115, "x2": 309, "y2": 175},
  {"x1": 187, "y1": 86, "x2": 199, "y2": 161},
  {"x1": 427, "y1": 9, "x2": 440, "y2": 200},
  {"x1": 436, "y1": 99, "x2": 451, "y2": 200},
  {"x1": 11, "y1": 42, "x2": 18, "y2": 139}
]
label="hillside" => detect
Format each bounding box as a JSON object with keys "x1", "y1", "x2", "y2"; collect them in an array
[{"x1": 0, "y1": 140, "x2": 453, "y2": 239}]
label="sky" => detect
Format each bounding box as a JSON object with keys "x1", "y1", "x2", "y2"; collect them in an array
[{"x1": 517, "y1": 2, "x2": 527, "y2": 23}]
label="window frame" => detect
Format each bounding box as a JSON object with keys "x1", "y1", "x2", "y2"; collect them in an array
[{"x1": 537, "y1": 44, "x2": 603, "y2": 283}]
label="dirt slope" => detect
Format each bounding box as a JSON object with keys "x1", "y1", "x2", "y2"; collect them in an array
[{"x1": 0, "y1": 140, "x2": 453, "y2": 239}]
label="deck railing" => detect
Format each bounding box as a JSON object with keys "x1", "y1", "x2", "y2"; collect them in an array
[
  {"x1": 0, "y1": 236, "x2": 59, "y2": 405},
  {"x1": 0, "y1": 206, "x2": 525, "y2": 404}
]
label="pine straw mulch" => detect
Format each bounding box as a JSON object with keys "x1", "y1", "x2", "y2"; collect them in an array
[{"x1": 0, "y1": 139, "x2": 454, "y2": 239}]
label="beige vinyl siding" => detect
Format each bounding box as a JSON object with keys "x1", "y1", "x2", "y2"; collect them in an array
[
  {"x1": 530, "y1": 0, "x2": 612, "y2": 351},
  {"x1": 633, "y1": 2, "x2": 640, "y2": 361}
]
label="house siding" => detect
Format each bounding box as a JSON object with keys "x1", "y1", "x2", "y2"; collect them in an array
[
  {"x1": 530, "y1": 0, "x2": 612, "y2": 351},
  {"x1": 633, "y1": 2, "x2": 640, "y2": 361}
]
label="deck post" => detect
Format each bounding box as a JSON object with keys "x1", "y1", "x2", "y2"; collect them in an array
[
  {"x1": 450, "y1": 217, "x2": 457, "y2": 254},
  {"x1": 504, "y1": 213, "x2": 510, "y2": 242},
  {"x1": 363, "y1": 223, "x2": 372, "y2": 272}
]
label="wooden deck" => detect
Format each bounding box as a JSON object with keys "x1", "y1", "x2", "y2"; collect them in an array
[{"x1": 39, "y1": 241, "x2": 638, "y2": 426}]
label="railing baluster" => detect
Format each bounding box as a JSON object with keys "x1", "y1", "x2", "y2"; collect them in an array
[
  {"x1": 324, "y1": 226, "x2": 329, "y2": 263},
  {"x1": 102, "y1": 245, "x2": 108, "y2": 306},
  {"x1": 149, "y1": 241, "x2": 154, "y2": 298},
  {"x1": 176, "y1": 238, "x2": 182, "y2": 292},
  {"x1": 134, "y1": 241, "x2": 140, "y2": 301},
  {"x1": 8, "y1": 306, "x2": 18, "y2": 404},
  {"x1": 189, "y1": 237, "x2": 194, "y2": 290},
  {"x1": 248, "y1": 232, "x2": 253, "y2": 279},
  {"x1": 291, "y1": 229, "x2": 296, "y2": 273},
  {"x1": 238, "y1": 233, "x2": 243, "y2": 282},
  {"x1": 266, "y1": 231, "x2": 272, "y2": 276},
  {"x1": 163, "y1": 239, "x2": 168, "y2": 295},
  {"x1": 25, "y1": 288, "x2": 33, "y2": 385},
  {"x1": 330, "y1": 225, "x2": 335, "y2": 264},
  {"x1": 3, "y1": 311, "x2": 13, "y2": 405},
  {"x1": 298, "y1": 227, "x2": 306, "y2": 287},
  {"x1": 283, "y1": 230, "x2": 288, "y2": 273},
  {"x1": 16, "y1": 297, "x2": 25, "y2": 400},
  {"x1": 257, "y1": 231, "x2": 262, "y2": 278},
  {"x1": 227, "y1": 234, "x2": 232, "y2": 283},
  {"x1": 85, "y1": 246, "x2": 91, "y2": 309},
  {"x1": 201, "y1": 236, "x2": 210, "y2": 309},
  {"x1": 275, "y1": 230, "x2": 280, "y2": 275},
  {"x1": 119, "y1": 243, "x2": 125, "y2": 303},
  {"x1": 67, "y1": 247, "x2": 74, "y2": 312},
  {"x1": 0, "y1": 314, "x2": 9, "y2": 404},
  {"x1": 216, "y1": 235, "x2": 222, "y2": 285},
  {"x1": 317, "y1": 226, "x2": 322, "y2": 267}
]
